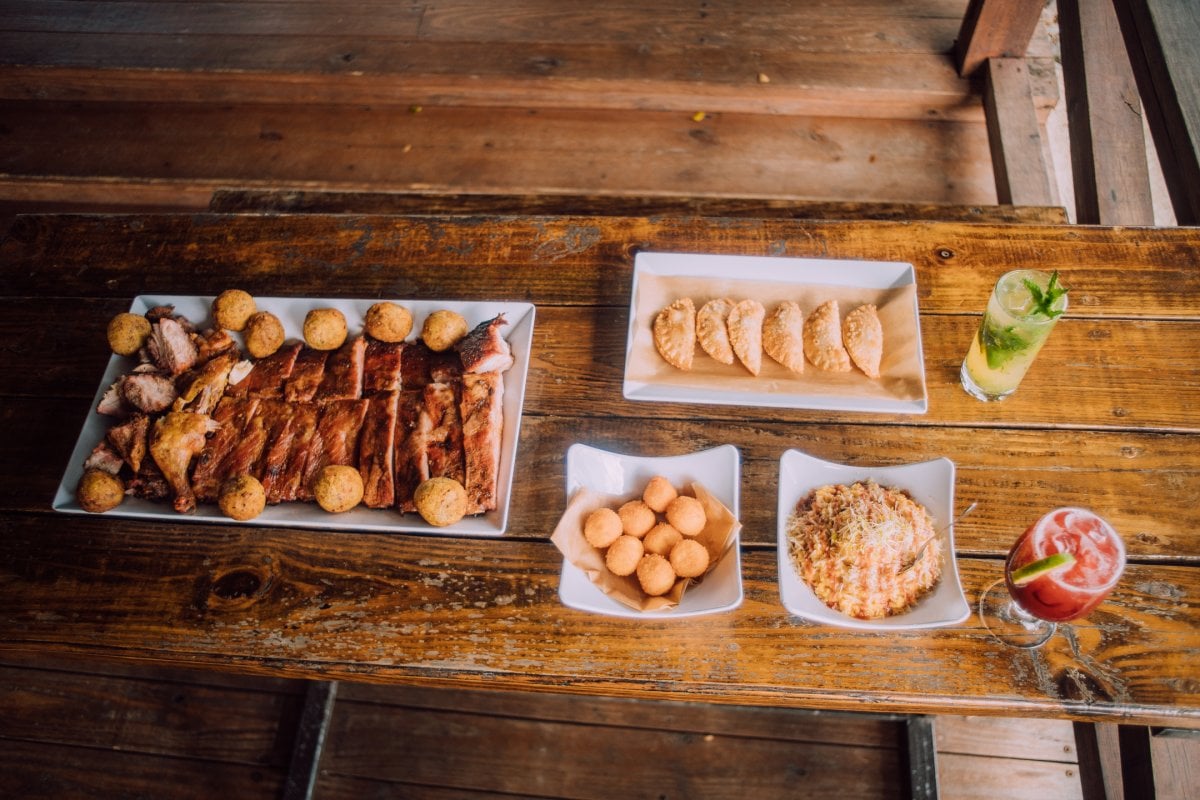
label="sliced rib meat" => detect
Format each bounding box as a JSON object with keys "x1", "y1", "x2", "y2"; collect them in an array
[
  {"x1": 460, "y1": 371, "x2": 505, "y2": 514},
  {"x1": 191, "y1": 397, "x2": 260, "y2": 503},
  {"x1": 225, "y1": 341, "x2": 302, "y2": 399},
  {"x1": 422, "y1": 381, "x2": 464, "y2": 485},
  {"x1": 272, "y1": 402, "x2": 320, "y2": 503},
  {"x1": 297, "y1": 399, "x2": 368, "y2": 500},
  {"x1": 314, "y1": 336, "x2": 366, "y2": 401},
  {"x1": 283, "y1": 348, "x2": 329, "y2": 403},
  {"x1": 363, "y1": 340, "x2": 404, "y2": 395},
  {"x1": 393, "y1": 389, "x2": 427, "y2": 512},
  {"x1": 400, "y1": 341, "x2": 461, "y2": 389},
  {"x1": 256, "y1": 401, "x2": 302, "y2": 503},
  {"x1": 457, "y1": 314, "x2": 513, "y2": 374},
  {"x1": 358, "y1": 391, "x2": 399, "y2": 508}
]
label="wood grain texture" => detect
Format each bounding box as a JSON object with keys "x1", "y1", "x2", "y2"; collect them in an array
[
  {"x1": 938, "y1": 752, "x2": 1084, "y2": 800},
  {"x1": 937, "y1": 715, "x2": 1078, "y2": 761},
  {"x1": 984, "y1": 58, "x2": 1054, "y2": 205},
  {"x1": 955, "y1": 0, "x2": 1047, "y2": 76}
]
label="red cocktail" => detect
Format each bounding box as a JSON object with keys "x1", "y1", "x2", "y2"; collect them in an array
[{"x1": 979, "y1": 507, "x2": 1125, "y2": 648}]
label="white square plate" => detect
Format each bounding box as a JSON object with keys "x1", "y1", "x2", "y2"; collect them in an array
[
  {"x1": 53, "y1": 295, "x2": 535, "y2": 536},
  {"x1": 776, "y1": 449, "x2": 969, "y2": 629},
  {"x1": 623, "y1": 251, "x2": 928, "y2": 413},
  {"x1": 559, "y1": 443, "x2": 743, "y2": 618}
]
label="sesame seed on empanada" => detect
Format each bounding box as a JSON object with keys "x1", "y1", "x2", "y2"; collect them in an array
[
  {"x1": 728, "y1": 299, "x2": 765, "y2": 376},
  {"x1": 803, "y1": 299, "x2": 851, "y2": 372},
  {"x1": 653, "y1": 297, "x2": 697, "y2": 371},
  {"x1": 843, "y1": 303, "x2": 883, "y2": 378},
  {"x1": 763, "y1": 301, "x2": 805, "y2": 374},
  {"x1": 697, "y1": 298, "x2": 736, "y2": 365}
]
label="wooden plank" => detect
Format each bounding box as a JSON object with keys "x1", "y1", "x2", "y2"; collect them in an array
[
  {"x1": 1149, "y1": 732, "x2": 1200, "y2": 800},
  {"x1": 317, "y1": 698, "x2": 907, "y2": 799},
  {"x1": 938, "y1": 752, "x2": 1084, "y2": 799},
  {"x1": 983, "y1": 58, "x2": 1054, "y2": 205},
  {"x1": 1113, "y1": 0, "x2": 1200, "y2": 224},
  {"x1": 955, "y1": 0, "x2": 1047, "y2": 76},
  {"x1": 207, "y1": 189, "x2": 1069, "y2": 223},
  {"x1": 1074, "y1": 722, "x2": 1124, "y2": 799},
  {"x1": 907, "y1": 716, "x2": 941, "y2": 800},
  {"x1": 938, "y1": 716, "x2": 1078, "y2": 762},
  {"x1": 283, "y1": 681, "x2": 338, "y2": 800},
  {"x1": 1058, "y1": 0, "x2": 1155, "y2": 225},
  {"x1": 0, "y1": 739, "x2": 287, "y2": 800}
]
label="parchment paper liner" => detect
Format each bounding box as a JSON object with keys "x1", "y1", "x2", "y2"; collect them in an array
[
  {"x1": 551, "y1": 481, "x2": 741, "y2": 613},
  {"x1": 628, "y1": 272, "x2": 925, "y2": 403}
]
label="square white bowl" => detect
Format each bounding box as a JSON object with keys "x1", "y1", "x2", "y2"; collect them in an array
[
  {"x1": 559, "y1": 443, "x2": 743, "y2": 618},
  {"x1": 776, "y1": 449, "x2": 969, "y2": 630}
]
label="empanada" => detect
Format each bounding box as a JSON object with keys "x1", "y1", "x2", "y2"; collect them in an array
[
  {"x1": 763, "y1": 301, "x2": 805, "y2": 374},
  {"x1": 843, "y1": 303, "x2": 884, "y2": 378},
  {"x1": 653, "y1": 297, "x2": 697, "y2": 370},
  {"x1": 696, "y1": 298, "x2": 736, "y2": 365},
  {"x1": 727, "y1": 299, "x2": 765, "y2": 376},
  {"x1": 803, "y1": 299, "x2": 851, "y2": 372}
]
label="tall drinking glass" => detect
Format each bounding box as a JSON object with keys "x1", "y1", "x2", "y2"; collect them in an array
[
  {"x1": 979, "y1": 507, "x2": 1125, "y2": 648},
  {"x1": 960, "y1": 269, "x2": 1067, "y2": 402}
]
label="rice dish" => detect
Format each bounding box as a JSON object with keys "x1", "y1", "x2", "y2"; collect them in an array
[{"x1": 786, "y1": 480, "x2": 941, "y2": 619}]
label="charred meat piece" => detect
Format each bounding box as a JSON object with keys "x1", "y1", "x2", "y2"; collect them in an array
[
  {"x1": 150, "y1": 411, "x2": 218, "y2": 513},
  {"x1": 121, "y1": 372, "x2": 178, "y2": 414},
  {"x1": 191, "y1": 397, "x2": 260, "y2": 503},
  {"x1": 225, "y1": 341, "x2": 302, "y2": 399},
  {"x1": 106, "y1": 413, "x2": 150, "y2": 474},
  {"x1": 393, "y1": 389, "x2": 427, "y2": 512},
  {"x1": 400, "y1": 341, "x2": 461, "y2": 389},
  {"x1": 217, "y1": 401, "x2": 272, "y2": 488},
  {"x1": 314, "y1": 336, "x2": 366, "y2": 401},
  {"x1": 174, "y1": 352, "x2": 237, "y2": 415},
  {"x1": 358, "y1": 391, "x2": 399, "y2": 508},
  {"x1": 147, "y1": 317, "x2": 199, "y2": 376},
  {"x1": 460, "y1": 371, "x2": 504, "y2": 514},
  {"x1": 363, "y1": 340, "x2": 404, "y2": 395},
  {"x1": 298, "y1": 399, "x2": 368, "y2": 500},
  {"x1": 193, "y1": 328, "x2": 237, "y2": 364},
  {"x1": 272, "y1": 403, "x2": 320, "y2": 503},
  {"x1": 422, "y1": 381, "x2": 465, "y2": 485},
  {"x1": 283, "y1": 348, "x2": 329, "y2": 403},
  {"x1": 84, "y1": 441, "x2": 125, "y2": 475},
  {"x1": 256, "y1": 401, "x2": 302, "y2": 503},
  {"x1": 457, "y1": 314, "x2": 514, "y2": 374},
  {"x1": 126, "y1": 461, "x2": 171, "y2": 501}
]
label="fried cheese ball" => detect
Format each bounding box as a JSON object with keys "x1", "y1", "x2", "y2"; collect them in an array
[
  {"x1": 421, "y1": 309, "x2": 469, "y2": 352},
  {"x1": 107, "y1": 312, "x2": 152, "y2": 356},
  {"x1": 665, "y1": 495, "x2": 707, "y2": 537},
  {"x1": 605, "y1": 534, "x2": 644, "y2": 577},
  {"x1": 414, "y1": 476, "x2": 468, "y2": 527},
  {"x1": 637, "y1": 553, "x2": 677, "y2": 596},
  {"x1": 303, "y1": 307, "x2": 348, "y2": 351},
  {"x1": 76, "y1": 469, "x2": 124, "y2": 513},
  {"x1": 314, "y1": 465, "x2": 365, "y2": 513},
  {"x1": 364, "y1": 301, "x2": 413, "y2": 343},
  {"x1": 618, "y1": 500, "x2": 656, "y2": 539},
  {"x1": 584, "y1": 506, "x2": 624, "y2": 549},
  {"x1": 212, "y1": 289, "x2": 256, "y2": 332},
  {"x1": 669, "y1": 538, "x2": 710, "y2": 578},
  {"x1": 243, "y1": 311, "x2": 286, "y2": 358},
  {"x1": 643, "y1": 522, "x2": 683, "y2": 556},
  {"x1": 218, "y1": 474, "x2": 266, "y2": 521},
  {"x1": 642, "y1": 475, "x2": 678, "y2": 513}
]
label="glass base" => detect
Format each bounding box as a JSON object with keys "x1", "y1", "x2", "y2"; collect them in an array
[
  {"x1": 978, "y1": 579, "x2": 1056, "y2": 649},
  {"x1": 960, "y1": 362, "x2": 1015, "y2": 402}
]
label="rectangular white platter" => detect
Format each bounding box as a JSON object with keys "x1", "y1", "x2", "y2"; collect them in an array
[
  {"x1": 623, "y1": 252, "x2": 928, "y2": 414},
  {"x1": 53, "y1": 295, "x2": 536, "y2": 537}
]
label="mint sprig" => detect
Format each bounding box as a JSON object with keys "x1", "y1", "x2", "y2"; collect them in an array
[{"x1": 1022, "y1": 270, "x2": 1067, "y2": 319}]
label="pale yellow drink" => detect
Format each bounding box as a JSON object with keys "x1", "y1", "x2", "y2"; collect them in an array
[{"x1": 960, "y1": 270, "x2": 1067, "y2": 401}]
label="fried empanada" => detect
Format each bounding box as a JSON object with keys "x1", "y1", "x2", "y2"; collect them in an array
[
  {"x1": 763, "y1": 301, "x2": 805, "y2": 374},
  {"x1": 727, "y1": 299, "x2": 765, "y2": 376},
  {"x1": 696, "y1": 298, "x2": 735, "y2": 365},
  {"x1": 803, "y1": 299, "x2": 852, "y2": 372},
  {"x1": 653, "y1": 297, "x2": 697, "y2": 370},
  {"x1": 843, "y1": 303, "x2": 884, "y2": 378}
]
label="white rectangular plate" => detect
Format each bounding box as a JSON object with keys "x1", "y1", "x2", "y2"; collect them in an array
[
  {"x1": 54, "y1": 295, "x2": 535, "y2": 536},
  {"x1": 776, "y1": 450, "x2": 969, "y2": 630},
  {"x1": 559, "y1": 443, "x2": 743, "y2": 618},
  {"x1": 623, "y1": 251, "x2": 928, "y2": 413}
]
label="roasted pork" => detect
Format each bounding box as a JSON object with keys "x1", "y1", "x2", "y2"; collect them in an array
[
  {"x1": 147, "y1": 317, "x2": 198, "y2": 376},
  {"x1": 458, "y1": 314, "x2": 513, "y2": 373},
  {"x1": 315, "y1": 336, "x2": 366, "y2": 401},
  {"x1": 363, "y1": 340, "x2": 404, "y2": 394},
  {"x1": 460, "y1": 371, "x2": 504, "y2": 514},
  {"x1": 226, "y1": 342, "x2": 302, "y2": 399},
  {"x1": 283, "y1": 348, "x2": 328, "y2": 403},
  {"x1": 358, "y1": 391, "x2": 399, "y2": 508},
  {"x1": 422, "y1": 381, "x2": 465, "y2": 485}
]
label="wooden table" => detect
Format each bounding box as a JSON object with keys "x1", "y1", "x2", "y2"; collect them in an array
[{"x1": 2, "y1": 212, "x2": 1198, "y2": 728}]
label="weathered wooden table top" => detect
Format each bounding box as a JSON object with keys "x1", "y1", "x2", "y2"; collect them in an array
[{"x1": 1, "y1": 213, "x2": 1197, "y2": 727}]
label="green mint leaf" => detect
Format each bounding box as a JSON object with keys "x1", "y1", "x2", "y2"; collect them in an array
[
  {"x1": 1022, "y1": 270, "x2": 1067, "y2": 319},
  {"x1": 981, "y1": 321, "x2": 1028, "y2": 369}
]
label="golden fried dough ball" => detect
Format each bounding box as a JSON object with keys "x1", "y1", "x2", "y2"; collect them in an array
[
  {"x1": 76, "y1": 469, "x2": 124, "y2": 513},
  {"x1": 666, "y1": 495, "x2": 707, "y2": 537},
  {"x1": 584, "y1": 506, "x2": 623, "y2": 549},
  {"x1": 414, "y1": 476, "x2": 468, "y2": 527},
  {"x1": 642, "y1": 475, "x2": 679, "y2": 513},
  {"x1": 643, "y1": 522, "x2": 683, "y2": 556},
  {"x1": 303, "y1": 307, "x2": 348, "y2": 351},
  {"x1": 218, "y1": 474, "x2": 266, "y2": 521},
  {"x1": 243, "y1": 311, "x2": 286, "y2": 359},
  {"x1": 107, "y1": 312, "x2": 152, "y2": 356},
  {"x1": 212, "y1": 289, "x2": 256, "y2": 332},
  {"x1": 637, "y1": 553, "x2": 677, "y2": 596},
  {"x1": 314, "y1": 465, "x2": 365, "y2": 513},
  {"x1": 421, "y1": 309, "x2": 469, "y2": 352},
  {"x1": 364, "y1": 301, "x2": 413, "y2": 343},
  {"x1": 605, "y1": 535, "x2": 644, "y2": 577},
  {"x1": 618, "y1": 500, "x2": 656, "y2": 539},
  {"x1": 669, "y1": 538, "x2": 710, "y2": 578}
]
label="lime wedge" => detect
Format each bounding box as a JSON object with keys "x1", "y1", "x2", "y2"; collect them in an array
[{"x1": 1010, "y1": 552, "x2": 1076, "y2": 586}]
